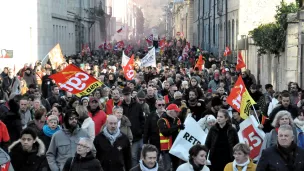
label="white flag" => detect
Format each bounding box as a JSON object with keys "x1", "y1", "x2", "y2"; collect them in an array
[
  {"x1": 169, "y1": 115, "x2": 207, "y2": 161},
  {"x1": 140, "y1": 47, "x2": 156, "y2": 67},
  {"x1": 122, "y1": 51, "x2": 130, "y2": 67}
]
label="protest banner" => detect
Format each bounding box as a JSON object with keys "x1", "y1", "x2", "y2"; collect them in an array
[
  {"x1": 140, "y1": 47, "x2": 156, "y2": 67},
  {"x1": 48, "y1": 44, "x2": 65, "y2": 69},
  {"x1": 122, "y1": 51, "x2": 130, "y2": 67},
  {"x1": 50, "y1": 64, "x2": 103, "y2": 97},
  {"x1": 123, "y1": 54, "x2": 135, "y2": 80},
  {"x1": 169, "y1": 115, "x2": 207, "y2": 161},
  {"x1": 238, "y1": 115, "x2": 265, "y2": 160}
]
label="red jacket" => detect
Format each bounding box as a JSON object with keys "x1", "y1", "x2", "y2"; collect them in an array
[
  {"x1": 105, "y1": 99, "x2": 122, "y2": 115},
  {"x1": 88, "y1": 109, "x2": 107, "y2": 135}
]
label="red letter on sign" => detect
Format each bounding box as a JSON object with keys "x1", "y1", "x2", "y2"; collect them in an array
[{"x1": 242, "y1": 125, "x2": 262, "y2": 159}]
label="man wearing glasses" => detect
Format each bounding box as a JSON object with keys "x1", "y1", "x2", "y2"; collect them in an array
[
  {"x1": 47, "y1": 110, "x2": 93, "y2": 171},
  {"x1": 143, "y1": 98, "x2": 166, "y2": 154}
]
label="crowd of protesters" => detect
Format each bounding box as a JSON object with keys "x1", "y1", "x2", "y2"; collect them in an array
[{"x1": 0, "y1": 38, "x2": 304, "y2": 171}]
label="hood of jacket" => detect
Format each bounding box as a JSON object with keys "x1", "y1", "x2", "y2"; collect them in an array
[
  {"x1": 82, "y1": 117, "x2": 94, "y2": 129},
  {"x1": 8, "y1": 137, "x2": 45, "y2": 156}
]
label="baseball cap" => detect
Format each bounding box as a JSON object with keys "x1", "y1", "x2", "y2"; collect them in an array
[
  {"x1": 166, "y1": 104, "x2": 181, "y2": 112},
  {"x1": 89, "y1": 97, "x2": 99, "y2": 103}
]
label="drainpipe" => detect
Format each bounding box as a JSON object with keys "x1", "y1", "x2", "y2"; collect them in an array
[
  {"x1": 208, "y1": 0, "x2": 211, "y2": 51},
  {"x1": 198, "y1": 0, "x2": 200, "y2": 47},
  {"x1": 202, "y1": 0, "x2": 205, "y2": 49},
  {"x1": 225, "y1": 0, "x2": 228, "y2": 47}
]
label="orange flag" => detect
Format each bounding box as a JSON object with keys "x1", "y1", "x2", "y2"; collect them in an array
[
  {"x1": 48, "y1": 44, "x2": 65, "y2": 69},
  {"x1": 223, "y1": 46, "x2": 231, "y2": 56},
  {"x1": 49, "y1": 64, "x2": 103, "y2": 97},
  {"x1": 194, "y1": 54, "x2": 204, "y2": 71},
  {"x1": 236, "y1": 51, "x2": 246, "y2": 71},
  {"x1": 123, "y1": 54, "x2": 136, "y2": 80}
]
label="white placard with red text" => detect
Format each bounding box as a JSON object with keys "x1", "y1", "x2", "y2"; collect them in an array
[{"x1": 238, "y1": 115, "x2": 265, "y2": 160}]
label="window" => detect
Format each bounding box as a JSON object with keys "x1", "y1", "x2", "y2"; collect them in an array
[{"x1": 232, "y1": 19, "x2": 235, "y2": 50}]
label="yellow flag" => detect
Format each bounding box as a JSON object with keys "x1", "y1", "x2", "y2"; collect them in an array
[
  {"x1": 49, "y1": 44, "x2": 65, "y2": 69},
  {"x1": 240, "y1": 90, "x2": 256, "y2": 119}
]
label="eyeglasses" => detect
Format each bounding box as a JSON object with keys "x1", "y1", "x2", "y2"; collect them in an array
[
  {"x1": 158, "y1": 104, "x2": 166, "y2": 107},
  {"x1": 291, "y1": 87, "x2": 297, "y2": 89},
  {"x1": 69, "y1": 117, "x2": 78, "y2": 121},
  {"x1": 173, "y1": 90, "x2": 178, "y2": 92},
  {"x1": 77, "y1": 143, "x2": 90, "y2": 148}
]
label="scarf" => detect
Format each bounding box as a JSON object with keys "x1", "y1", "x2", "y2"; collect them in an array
[
  {"x1": 189, "y1": 159, "x2": 204, "y2": 171},
  {"x1": 43, "y1": 125, "x2": 60, "y2": 137},
  {"x1": 294, "y1": 118, "x2": 304, "y2": 131},
  {"x1": 232, "y1": 158, "x2": 250, "y2": 171},
  {"x1": 139, "y1": 160, "x2": 158, "y2": 171},
  {"x1": 102, "y1": 127, "x2": 121, "y2": 145}
]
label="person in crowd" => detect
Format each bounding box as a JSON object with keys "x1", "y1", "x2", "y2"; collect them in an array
[
  {"x1": 185, "y1": 76, "x2": 204, "y2": 101},
  {"x1": 105, "y1": 89, "x2": 122, "y2": 115},
  {"x1": 130, "y1": 144, "x2": 165, "y2": 171},
  {"x1": 241, "y1": 70, "x2": 253, "y2": 90},
  {"x1": 145, "y1": 87, "x2": 157, "y2": 113},
  {"x1": 260, "y1": 110, "x2": 297, "y2": 154},
  {"x1": 158, "y1": 103, "x2": 184, "y2": 171},
  {"x1": 87, "y1": 97, "x2": 107, "y2": 135},
  {"x1": 267, "y1": 92, "x2": 281, "y2": 116},
  {"x1": 176, "y1": 144, "x2": 210, "y2": 171},
  {"x1": 41, "y1": 115, "x2": 60, "y2": 150},
  {"x1": 203, "y1": 96, "x2": 221, "y2": 117},
  {"x1": 224, "y1": 143, "x2": 256, "y2": 171},
  {"x1": 198, "y1": 115, "x2": 216, "y2": 134},
  {"x1": 269, "y1": 92, "x2": 298, "y2": 121},
  {"x1": 0, "y1": 119, "x2": 10, "y2": 152},
  {"x1": 76, "y1": 105, "x2": 95, "y2": 141},
  {"x1": 63, "y1": 137, "x2": 102, "y2": 171},
  {"x1": 121, "y1": 86, "x2": 145, "y2": 167},
  {"x1": 41, "y1": 67, "x2": 54, "y2": 99},
  {"x1": 231, "y1": 109, "x2": 244, "y2": 132},
  {"x1": 293, "y1": 109, "x2": 304, "y2": 149},
  {"x1": 264, "y1": 84, "x2": 274, "y2": 105},
  {"x1": 24, "y1": 84, "x2": 37, "y2": 97},
  {"x1": 137, "y1": 90, "x2": 150, "y2": 117},
  {"x1": 27, "y1": 108, "x2": 47, "y2": 137},
  {"x1": 80, "y1": 97, "x2": 89, "y2": 107},
  {"x1": 113, "y1": 106, "x2": 133, "y2": 144},
  {"x1": 93, "y1": 115, "x2": 132, "y2": 171},
  {"x1": 257, "y1": 125, "x2": 304, "y2": 171},
  {"x1": 164, "y1": 84, "x2": 177, "y2": 104},
  {"x1": 46, "y1": 109, "x2": 93, "y2": 171},
  {"x1": 19, "y1": 96, "x2": 32, "y2": 129},
  {"x1": 64, "y1": 97, "x2": 79, "y2": 112},
  {"x1": 143, "y1": 98, "x2": 166, "y2": 153},
  {"x1": 0, "y1": 147, "x2": 14, "y2": 171},
  {"x1": 2, "y1": 68, "x2": 20, "y2": 96},
  {"x1": 50, "y1": 105, "x2": 64, "y2": 125},
  {"x1": 290, "y1": 82, "x2": 300, "y2": 106},
  {"x1": 186, "y1": 89, "x2": 206, "y2": 121},
  {"x1": 205, "y1": 109, "x2": 239, "y2": 171},
  {"x1": 23, "y1": 68, "x2": 37, "y2": 87},
  {"x1": 249, "y1": 84, "x2": 263, "y2": 103},
  {"x1": 160, "y1": 81, "x2": 170, "y2": 97},
  {"x1": 208, "y1": 73, "x2": 220, "y2": 93},
  {"x1": 20, "y1": 79, "x2": 29, "y2": 95},
  {"x1": 47, "y1": 86, "x2": 66, "y2": 108},
  {"x1": 34, "y1": 90, "x2": 51, "y2": 112},
  {"x1": 9, "y1": 127, "x2": 49, "y2": 171},
  {"x1": 1, "y1": 97, "x2": 23, "y2": 142}
]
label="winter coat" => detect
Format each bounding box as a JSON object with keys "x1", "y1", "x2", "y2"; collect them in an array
[
  {"x1": 20, "y1": 109, "x2": 32, "y2": 129},
  {"x1": 119, "y1": 115, "x2": 133, "y2": 144},
  {"x1": 157, "y1": 113, "x2": 181, "y2": 148},
  {"x1": 121, "y1": 99, "x2": 145, "y2": 142},
  {"x1": 257, "y1": 145, "x2": 304, "y2": 171},
  {"x1": 205, "y1": 123, "x2": 239, "y2": 162},
  {"x1": 130, "y1": 164, "x2": 165, "y2": 171},
  {"x1": 9, "y1": 138, "x2": 49, "y2": 171},
  {"x1": 294, "y1": 118, "x2": 304, "y2": 149},
  {"x1": 224, "y1": 159, "x2": 256, "y2": 171},
  {"x1": 143, "y1": 111, "x2": 161, "y2": 151},
  {"x1": 88, "y1": 107, "x2": 107, "y2": 136},
  {"x1": 0, "y1": 147, "x2": 14, "y2": 171},
  {"x1": 23, "y1": 72, "x2": 37, "y2": 87},
  {"x1": 176, "y1": 162, "x2": 209, "y2": 171},
  {"x1": 267, "y1": 98, "x2": 279, "y2": 116},
  {"x1": 81, "y1": 117, "x2": 95, "y2": 141},
  {"x1": 63, "y1": 152, "x2": 102, "y2": 171},
  {"x1": 2, "y1": 76, "x2": 20, "y2": 95},
  {"x1": 93, "y1": 131, "x2": 132, "y2": 171},
  {"x1": 46, "y1": 128, "x2": 93, "y2": 171},
  {"x1": 269, "y1": 104, "x2": 298, "y2": 121},
  {"x1": 41, "y1": 75, "x2": 54, "y2": 99},
  {"x1": 140, "y1": 103, "x2": 150, "y2": 117}
]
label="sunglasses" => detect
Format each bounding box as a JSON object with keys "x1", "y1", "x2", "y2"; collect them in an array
[{"x1": 158, "y1": 104, "x2": 166, "y2": 107}]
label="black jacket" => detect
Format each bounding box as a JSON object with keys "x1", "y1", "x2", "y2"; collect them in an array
[
  {"x1": 8, "y1": 138, "x2": 49, "y2": 171},
  {"x1": 143, "y1": 111, "x2": 162, "y2": 150},
  {"x1": 269, "y1": 104, "x2": 298, "y2": 122},
  {"x1": 63, "y1": 152, "x2": 103, "y2": 171},
  {"x1": 130, "y1": 164, "x2": 165, "y2": 171},
  {"x1": 257, "y1": 145, "x2": 304, "y2": 171},
  {"x1": 41, "y1": 75, "x2": 54, "y2": 99},
  {"x1": 157, "y1": 113, "x2": 180, "y2": 148},
  {"x1": 121, "y1": 99, "x2": 145, "y2": 142},
  {"x1": 205, "y1": 123, "x2": 239, "y2": 161},
  {"x1": 93, "y1": 132, "x2": 132, "y2": 171}
]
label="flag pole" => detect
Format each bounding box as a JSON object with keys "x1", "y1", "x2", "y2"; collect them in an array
[{"x1": 251, "y1": 105, "x2": 261, "y2": 124}]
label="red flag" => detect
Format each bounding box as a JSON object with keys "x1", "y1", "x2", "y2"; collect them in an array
[
  {"x1": 116, "y1": 40, "x2": 125, "y2": 48},
  {"x1": 223, "y1": 46, "x2": 232, "y2": 56},
  {"x1": 226, "y1": 76, "x2": 246, "y2": 113},
  {"x1": 194, "y1": 54, "x2": 204, "y2": 71},
  {"x1": 123, "y1": 55, "x2": 135, "y2": 80},
  {"x1": 117, "y1": 26, "x2": 124, "y2": 33},
  {"x1": 105, "y1": 43, "x2": 113, "y2": 50},
  {"x1": 236, "y1": 51, "x2": 246, "y2": 71},
  {"x1": 49, "y1": 64, "x2": 103, "y2": 97},
  {"x1": 159, "y1": 38, "x2": 166, "y2": 50}
]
